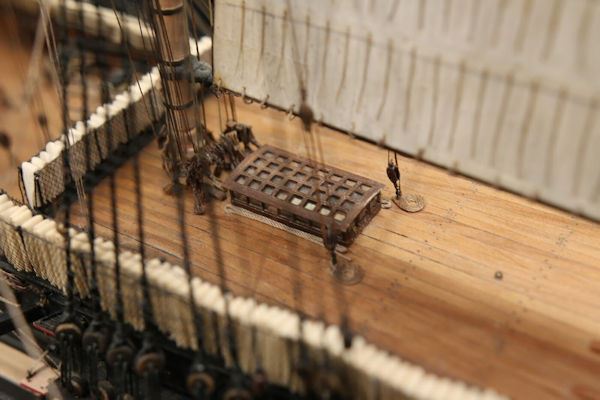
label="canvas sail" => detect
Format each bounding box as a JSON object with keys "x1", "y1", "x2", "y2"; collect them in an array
[{"x1": 212, "y1": 0, "x2": 600, "y2": 221}]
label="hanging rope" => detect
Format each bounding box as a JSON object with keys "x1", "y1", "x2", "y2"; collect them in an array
[
  {"x1": 115, "y1": 7, "x2": 165, "y2": 396},
  {"x1": 173, "y1": 175, "x2": 217, "y2": 399},
  {"x1": 204, "y1": 164, "x2": 248, "y2": 397},
  {"x1": 281, "y1": 3, "x2": 355, "y2": 397},
  {"x1": 73, "y1": 2, "x2": 108, "y2": 397},
  {"x1": 53, "y1": 1, "x2": 86, "y2": 395},
  {"x1": 91, "y1": 2, "x2": 137, "y2": 397}
]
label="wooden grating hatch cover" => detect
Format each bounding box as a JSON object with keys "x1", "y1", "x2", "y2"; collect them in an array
[{"x1": 224, "y1": 145, "x2": 384, "y2": 246}]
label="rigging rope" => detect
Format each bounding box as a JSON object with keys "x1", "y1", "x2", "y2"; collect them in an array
[
  {"x1": 283, "y1": 2, "x2": 355, "y2": 396},
  {"x1": 95, "y1": 1, "x2": 136, "y2": 397},
  {"x1": 53, "y1": 1, "x2": 86, "y2": 394}
]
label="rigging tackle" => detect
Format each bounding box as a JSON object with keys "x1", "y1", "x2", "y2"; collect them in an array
[{"x1": 386, "y1": 150, "x2": 425, "y2": 213}]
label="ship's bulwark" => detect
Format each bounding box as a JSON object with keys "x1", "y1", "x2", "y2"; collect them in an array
[{"x1": 213, "y1": 0, "x2": 600, "y2": 221}]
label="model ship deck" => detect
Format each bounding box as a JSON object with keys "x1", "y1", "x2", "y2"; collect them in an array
[
  {"x1": 2, "y1": 2, "x2": 600, "y2": 400},
  {"x1": 54, "y1": 98, "x2": 600, "y2": 400}
]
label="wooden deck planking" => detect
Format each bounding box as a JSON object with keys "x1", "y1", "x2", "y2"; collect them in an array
[
  {"x1": 0, "y1": 21, "x2": 104, "y2": 197},
  {"x1": 1, "y1": 15, "x2": 596, "y2": 400},
  {"x1": 65, "y1": 97, "x2": 600, "y2": 400},
  {"x1": 0, "y1": 22, "x2": 60, "y2": 195}
]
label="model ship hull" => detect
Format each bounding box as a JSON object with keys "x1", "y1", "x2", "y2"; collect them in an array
[{"x1": 1, "y1": 2, "x2": 600, "y2": 400}]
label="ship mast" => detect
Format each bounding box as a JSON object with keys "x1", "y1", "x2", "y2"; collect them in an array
[{"x1": 149, "y1": 0, "x2": 198, "y2": 174}]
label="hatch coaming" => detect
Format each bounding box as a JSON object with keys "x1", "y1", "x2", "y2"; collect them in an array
[{"x1": 225, "y1": 145, "x2": 383, "y2": 246}]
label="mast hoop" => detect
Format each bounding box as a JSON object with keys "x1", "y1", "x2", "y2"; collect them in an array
[
  {"x1": 151, "y1": 4, "x2": 185, "y2": 16},
  {"x1": 157, "y1": 57, "x2": 189, "y2": 68},
  {"x1": 161, "y1": 98, "x2": 196, "y2": 111}
]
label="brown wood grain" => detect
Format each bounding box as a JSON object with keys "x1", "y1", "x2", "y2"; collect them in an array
[
  {"x1": 0, "y1": 20, "x2": 60, "y2": 195},
  {"x1": 0, "y1": 19, "x2": 116, "y2": 198},
  {"x1": 64, "y1": 97, "x2": 600, "y2": 400},
  {"x1": 2, "y1": 21, "x2": 600, "y2": 400}
]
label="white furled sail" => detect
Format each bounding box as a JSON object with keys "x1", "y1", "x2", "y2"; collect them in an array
[{"x1": 213, "y1": 0, "x2": 600, "y2": 221}]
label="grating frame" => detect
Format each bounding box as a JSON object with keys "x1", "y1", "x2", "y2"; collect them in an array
[{"x1": 224, "y1": 145, "x2": 384, "y2": 246}]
